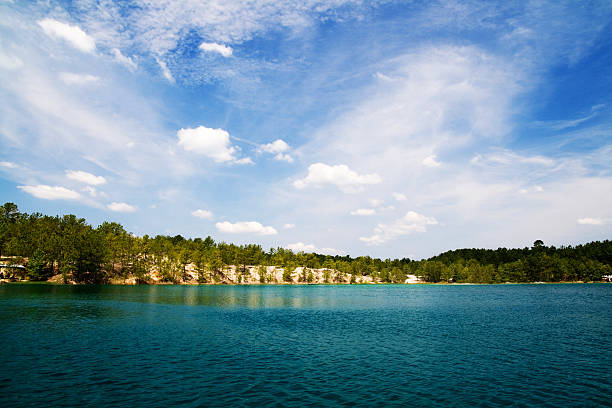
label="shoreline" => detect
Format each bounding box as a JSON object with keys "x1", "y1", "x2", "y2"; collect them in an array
[{"x1": 1, "y1": 280, "x2": 607, "y2": 286}]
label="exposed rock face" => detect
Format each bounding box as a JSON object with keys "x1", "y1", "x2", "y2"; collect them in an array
[{"x1": 100, "y1": 263, "x2": 418, "y2": 285}]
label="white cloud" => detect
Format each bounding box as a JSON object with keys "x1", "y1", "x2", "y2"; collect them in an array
[
  {"x1": 66, "y1": 170, "x2": 106, "y2": 185},
  {"x1": 70, "y1": 1, "x2": 365, "y2": 58},
  {"x1": 374, "y1": 71, "x2": 396, "y2": 82},
  {"x1": 18, "y1": 185, "x2": 81, "y2": 200},
  {"x1": 216, "y1": 221, "x2": 277, "y2": 235},
  {"x1": 177, "y1": 126, "x2": 245, "y2": 163},
  {"x1": 283, "y1": 223, "x2": 296, "y2": 229},
  {"x1": 274, "y1": 153, "x2": 294, "y2": 162},
  {"x1": 38, "y1": 19, "x2": 96, "y2": 53},
  {"x1": 286, "y1": 242, "x2": 342, "y2": 255},
  {"x1": 82, "y1": 186, "x2": 105, "y2": 198},
  {"x1": 471, "y1": 151, "x2": 555, "y2": 167},
  {"x1": 0, "y1": 161, "x2": 17, "y2": 168},
  {"x1": 107, "y1": 202, "x2": 137, "y2": 212},
  {"x1": 287, "y1": 242, "x2": 316, "y2": 252},
  {"x1": 112, "y1": 48, "x2": 137, "y2": 71},
  {"x1": 192, "y1": 209, "x2": 213, "y2": 219},
  {"x1": 0, "y1": 53, "x2": 23, "y2": 70},
  {"x1": 360, "y1": 211, "x2": 438, "y2": 245},
  {"x1": 156, "y1": 58, "x2": 175, "y2": 83},
  {"x1": 199, "y1": 42, "x2": 233, "y2": 57},
  {"x1": 260, "y1": 139, "x2": 290, "y2": 154},
  {"x1": 535, "y1": 104, "x2": 604, "y2": 130},
  {"x1": 393, "y1": 192, "x2": 407, "y2": 201},
  {"x1": 369, "y1": 198, "x2": 383, "y2": 207},
  {"x1": 259, "y1": 139, "x2": 293, "y2": 162},
  {"x1": 59, "y1": 73, "x2": 100, "y2": 85},
  {"x1": 422, "y1": 154, "x2": 441, "y2": 167},
  {"x1": 293, "y1": 163, "x2": 382, "y2": 193},
  {"x1": 519, "y1": 185, "x2": 544, "y2": 194},
  {"x1": 577, "y1": 217, "x2": 605, "y2": 225},
  {"x1": 350, "y1": 208, "x2": 376, "y2": 216},
  {"x1": 235, "y1": 157, "x2": 255, "y2": 165}
]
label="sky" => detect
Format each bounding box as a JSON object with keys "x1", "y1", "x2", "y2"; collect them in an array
[{"x1": 1, "y1": 0, "x2": 611, "y2": 259}]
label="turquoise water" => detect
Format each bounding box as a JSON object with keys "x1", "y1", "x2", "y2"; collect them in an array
[{"x1": 0, "y1": 284, "x2": 610, "y2": 407}]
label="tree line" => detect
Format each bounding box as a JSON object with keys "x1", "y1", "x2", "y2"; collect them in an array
[{"x1": 1, "y1": 202, "x2": 611, "y2": 284}]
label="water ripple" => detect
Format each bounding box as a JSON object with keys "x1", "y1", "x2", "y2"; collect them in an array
[{"x1": 0, "y1": 284, "x2": 610, "y2": 407}]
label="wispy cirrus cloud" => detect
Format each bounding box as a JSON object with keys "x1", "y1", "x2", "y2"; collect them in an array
[
  {"x1": 59, "y1": 72, "x2": 100, "y2": 85},
  {"x1": 38, "y1": 19, "x2": 96, "y2": 53}
]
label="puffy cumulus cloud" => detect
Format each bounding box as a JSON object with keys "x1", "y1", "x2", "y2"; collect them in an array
[
  {"x1": 59, "y1": 73, "x2": 100, "y2": 85},
  {"x1": 199, "y1": 42, "x2": 233, "y2": 57},
  {"x1": 177, "y1": 126, "x2": 246, "y2": 163},
  {"x1": 18, "y1": 185, "x2": 81, "y2": 200},
  {"x1": 360, "y1": 211, "x2": 438, "y2": 245},
  {"x1": 393, "y1": 192, "x2": 407, "y2": 201},
  {"x1": 259, "y1": 139, "x2": 293, "y2": 162},
  {"x1": 577, "y1": 217, "x2": 606, "y2": 225},
  {"x1": 274, "y1": 153, "x2": 293, "y2": 162},
  {"x1": 66, "y1": 170, "x2": 106, "y2": 185},
  {"x1": 286, "y1": 242, "x2": 342, "y2": 255},
  {"x1": 293, "y1": 163, "x2": 382, "y2": 193},
  {"x1": 37, "y1": 19, "x2": 96, "y2": 53},
  {"x1": 422, "y1": 155, "x2": 441, "y2": 167},
  {"x1": 216, "y1": 221, "x2": 277, "y2": 235},
  {"x1": 235, "y1": 157, "x2": 255, "y2": 165},
  {"x1": 350, "y1": 208, "x2": 376, "y2": 216},
  {"x1": 260, "y1": 139, "x2": 290, "y2": 154},
  {"x1": 286, "y1": 242, "x2": 316, "y2": 252},
  {"x1": 192, "y1": 209, "x2": 213, "y2": 219},
  {"x1": 107, "y1": 202, "x2": 137, "y2": 212},
  {"x1": 112, "y1": 48, "x2": 137, "y2": 71}
]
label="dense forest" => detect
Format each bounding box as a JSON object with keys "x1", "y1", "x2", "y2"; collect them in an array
[{"x1": 1, "y1": 202, "x2": 611, "y2": 284}]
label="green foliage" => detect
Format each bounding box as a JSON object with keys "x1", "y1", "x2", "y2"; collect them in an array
[
  {"x1": 26, "y1": 249, "x2": 46, "y2": 281},
  {"x1": 282, "y1": 265, "x2": 293, "y2": 282},
  {"x1": 2, "y1": 202, "x2": 612, "y2": 285}
]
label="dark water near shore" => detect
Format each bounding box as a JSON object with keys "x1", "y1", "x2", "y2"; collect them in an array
[{"x1": 0, "y1": 284, "x2": 610, "y2": 407}]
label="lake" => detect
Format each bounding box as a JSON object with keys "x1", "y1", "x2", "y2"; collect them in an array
[{"x1": 0, "y1": 284, "x2": 610, "y2": 407}]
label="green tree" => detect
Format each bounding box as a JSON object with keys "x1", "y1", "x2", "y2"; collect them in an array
[{"x1": 26, "y1": 249, "x2": 46, "y2": 281}]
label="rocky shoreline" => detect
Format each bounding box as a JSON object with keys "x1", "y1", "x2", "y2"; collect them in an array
[{"x1": 41, "y1": 264, "x2": 423, "y2": 285}]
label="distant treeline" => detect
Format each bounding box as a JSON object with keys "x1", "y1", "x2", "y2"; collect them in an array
[{"x1": 1, "y1": 202, "x2": 611, "y2": 284}]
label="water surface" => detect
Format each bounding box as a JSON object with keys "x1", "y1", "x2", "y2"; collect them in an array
[{"x1": 0, "y1": 284, "x2": 610, "y2": 407}]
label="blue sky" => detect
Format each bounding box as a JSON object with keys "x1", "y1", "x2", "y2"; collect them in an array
[{"x1": 1, "y1": 0, "x2": 611, "y2": 259}]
